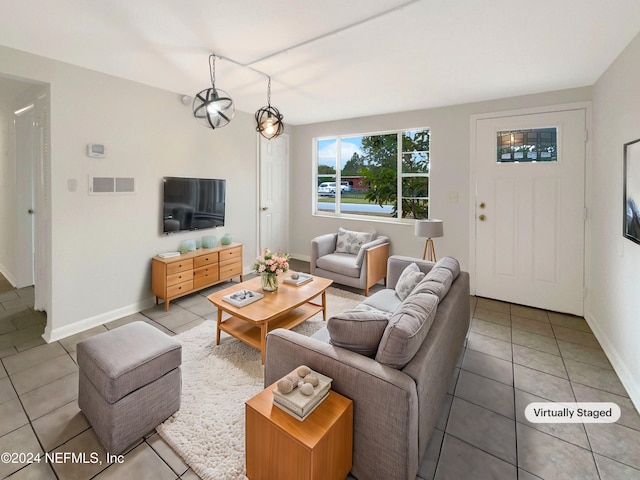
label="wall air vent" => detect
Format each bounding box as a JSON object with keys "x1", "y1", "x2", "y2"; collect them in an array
[{"x1": 89, "y1": 176, "x2": 136, "y2": 195}]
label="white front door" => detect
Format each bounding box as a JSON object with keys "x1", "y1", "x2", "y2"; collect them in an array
[
  {"x1": 474, "y1": 109, "x2": 586, "y2": 315},
  {"x1": 259, "y1": 134, "x2": 289, "y2": 253}
]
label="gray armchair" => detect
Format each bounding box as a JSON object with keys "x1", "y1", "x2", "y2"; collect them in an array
[{"x1": 310, "y1": 231, "x2": 390, "y2": 296}]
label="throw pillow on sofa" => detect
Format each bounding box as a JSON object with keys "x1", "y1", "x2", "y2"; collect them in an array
[
  {"x1": 335, "y1": 227, "x2": 375, "y2": 255},
  {"x1": 375, "y1": 292, "x2": 439, "y2": 369},
  {"x1": 395, "y1": 263, "x2": 426, "y2": 301},
  {"x1": 432, "y1": 256, "x2": 460, "y2": 279},
  {"x1": 411, "y1": 257, "x2": 460, "y2": 301},
  {"x1": 327, "y1": 309, "x2": 391, "y2": 357}
]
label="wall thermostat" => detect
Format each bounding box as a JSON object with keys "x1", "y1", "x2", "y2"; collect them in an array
[{"x1": 87, "y1": 144, "x2": 106, "y2": 158}]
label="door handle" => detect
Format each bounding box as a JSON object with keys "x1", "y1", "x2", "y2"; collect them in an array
[
  {"x1": 261, "y1": 206, "x2": 268, "y2": 211},
  {"x1": 479, "y1": 214, "x2": 486, "y2": 221},
  {"x1": 28, "y1": 209, "x2": 35, "y2": 214}
]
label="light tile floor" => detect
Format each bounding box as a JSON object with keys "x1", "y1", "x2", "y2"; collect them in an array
[{"x1": 1, "y1": 269, "x2": 639, "y2": 479}]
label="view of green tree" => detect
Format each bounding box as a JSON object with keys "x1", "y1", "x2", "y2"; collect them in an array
[
  {"x1": 342, "y1": 152, "x2": 364, "y2": 176},
  {"x1": 318, "y1": 164, "x2": 336, "y2": 174},
  {"x1": 359, "y1": 131, "x2": 430, "y2": 218}
]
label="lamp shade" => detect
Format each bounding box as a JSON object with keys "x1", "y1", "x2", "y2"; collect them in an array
[{"x1": 415, "y1": 219, "x2": 444, "y2": 238}]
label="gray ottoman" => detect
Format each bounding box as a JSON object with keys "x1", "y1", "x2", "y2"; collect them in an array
[{"x1": 77, "y1": 321, "x2": 181, "y2": 454}]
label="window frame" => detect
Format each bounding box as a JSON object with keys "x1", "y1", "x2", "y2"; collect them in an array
[{"x1": 312, "y1": 127, "x2": 431, "y2": 223}]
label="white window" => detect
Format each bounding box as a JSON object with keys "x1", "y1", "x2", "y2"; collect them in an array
[{"x1": 314, "y1": 129, "x2": 430, "y2": 220}]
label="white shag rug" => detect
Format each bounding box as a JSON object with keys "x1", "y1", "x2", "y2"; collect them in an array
[{"x1": 156, "y1": 287, "x2": 365, "y2": 480}]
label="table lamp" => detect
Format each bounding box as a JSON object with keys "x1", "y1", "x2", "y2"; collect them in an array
[{"x1": 414, "y1": 219, "x2": 444, "y2": 262}]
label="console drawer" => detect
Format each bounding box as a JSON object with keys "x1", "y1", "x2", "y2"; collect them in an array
[
  {"x1": 220, "y1": 246, "x2": 242, "y2": 262},
  {"x1": 167, "y1": 279, "x2": 193, "y2": 298},
  {"x1": 194, "y1": 253, "x2": 219, "y2": 268},
  {"x1": 166, "y1": 259, "x2": 194, "y2": 275},
  {"x1": 194, "y1": 265, "x2": 219, "y2": 289},
  {"x1": 167, "y1": 271, "x2": 191, "y2": 287},
  {"x1": 220, "y1": 262, "x2": 242, "y2": 280}
]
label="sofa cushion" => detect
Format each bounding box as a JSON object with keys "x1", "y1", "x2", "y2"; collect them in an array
[
  {"x1": 375, "y1": 293, "x2": 439, "y2": 369},
  {"x1": 423, "y1": 266, "x2": 454, "y2": 295},
  {"x1": 328, "y1": 309, "x2": 391, "y2": 357},
  {"x1": 359, "y1": 288, "x2": 403, "y2": 313},
  {"x1": 411, "y1": 280, "x2": 447, "y2": 302},
  {"x1": 316, "y1": 253, "x2": 361, "y2": 278},
  {"x1": 335, "y1": 227, "x2": 375, "y2": 255},
  {"x1": 395, "y1": 263, "x2": 425, "y2": 301}
]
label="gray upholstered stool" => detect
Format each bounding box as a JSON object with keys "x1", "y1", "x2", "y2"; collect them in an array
[{"x1": 77, "y1": 321, "x2": 182, "y2": 454}]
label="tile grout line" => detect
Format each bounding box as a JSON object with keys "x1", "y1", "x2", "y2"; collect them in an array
[{"x1": 509, "y1": 303, "x2": 521, "y2": 478}]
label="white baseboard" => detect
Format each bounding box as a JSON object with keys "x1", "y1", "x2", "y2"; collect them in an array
[
  {"x1": 0, "y1": 263, "x2": 16, "y2": 287},
  {"x1": 584, "y1": 310, "x2": 640, "y2": 414},
  {"x1": 43, "y1": 296, "x2": 156, "y2": 343},
  {"x1": 291, "y1": 253, "x2": 311, "y2": 262}
]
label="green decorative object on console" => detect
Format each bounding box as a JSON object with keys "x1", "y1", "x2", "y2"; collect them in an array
[
  {"x1": 202, "y1": 235, "x2": 218, "y2": 248},
  {"x1": 178, "y1": 239, "x2": 197, "y2": 254},
  {"x1": 220, "y1": 233, "x2": 233, "y2": 245}
]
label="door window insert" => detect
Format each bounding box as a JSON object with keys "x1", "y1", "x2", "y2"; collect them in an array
[{"x1": 497, "y1": 127, "x2": 557, "y2": 163}]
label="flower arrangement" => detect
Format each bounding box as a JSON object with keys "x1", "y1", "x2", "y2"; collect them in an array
[
  {"x1": 253, "y1": 248, "x2": 290, "y2": 275},
  {"x1": 253, "y1": 248, "x2": 290, "y2": 291}
]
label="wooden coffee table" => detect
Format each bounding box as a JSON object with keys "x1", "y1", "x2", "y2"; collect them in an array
[{"x1": 207, "y1": 275, "x2": 333, "y2": 363}]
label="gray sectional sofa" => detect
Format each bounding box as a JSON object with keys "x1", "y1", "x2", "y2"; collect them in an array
[{"x1": 264, "y1": 255, "x2": 470, "y2": 480}]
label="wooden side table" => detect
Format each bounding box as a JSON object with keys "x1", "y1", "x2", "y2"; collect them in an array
[{"x1": 245, "y1": 383, "x2": 353, "y2": 480}]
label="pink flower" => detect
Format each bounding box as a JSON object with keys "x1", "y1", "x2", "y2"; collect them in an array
[{"x1": 258, "y1": 265, "x2": 266, "y2": 273}]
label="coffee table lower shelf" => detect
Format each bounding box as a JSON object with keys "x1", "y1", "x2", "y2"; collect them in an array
[{"x1": 218, "y1": 302, "x2": 323, "y2": 355}]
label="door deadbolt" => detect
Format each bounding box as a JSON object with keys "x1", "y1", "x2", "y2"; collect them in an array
[
  {"x1": 479, "y1": 214, "x2": 486, "y2": 221},
  {"x1": 479, "y1": 202, "x2": 485, "y2": 209}
]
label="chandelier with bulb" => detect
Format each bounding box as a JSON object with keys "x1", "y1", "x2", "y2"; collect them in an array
[
  {"x1": 192, "y1": 54, "x2": 235, "y2": 129},
  {"x1": 255, "y1": 76, "x2": 284, "y2": 140}
]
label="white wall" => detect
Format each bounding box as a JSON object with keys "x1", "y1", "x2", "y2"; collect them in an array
[
  {"x1": 289, "y1": 87, "x2": 592, "y2": 273},
  {"x1": 590, "y1": 31, "x2": 640, "y2": 411},
  {"x1": 0, "y1": 45, "x2": 259, "y2": 341}
]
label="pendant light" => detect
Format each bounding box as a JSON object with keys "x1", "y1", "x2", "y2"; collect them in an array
[
  {"x1": 255, "y1": 77, "x2": 284, "y2": 139},
  {"x1": 192, "y1": 54, "x2": 235, "y2": 129}
]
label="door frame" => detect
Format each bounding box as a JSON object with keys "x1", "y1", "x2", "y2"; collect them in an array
[{"x1": 469, "y1": 102, "x2": 592, "y2": 299}]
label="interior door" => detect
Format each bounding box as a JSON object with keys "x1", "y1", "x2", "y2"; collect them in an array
[
  {"x1": 14, "y1": 104, "x2": 36, "y2": 288},
  {"x1": 474, "y1": 109, "x2": 586, "y2": 315},
  {"x1": 259, "y1": 134, "x2": 289, "y2": 253}
]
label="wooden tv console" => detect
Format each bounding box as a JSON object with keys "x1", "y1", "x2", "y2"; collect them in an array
[{"x1": 152, "y1": 243, "x2": 243, "y2": 310}]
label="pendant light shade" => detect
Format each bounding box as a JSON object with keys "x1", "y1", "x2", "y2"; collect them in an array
[
  {"x1": 255, "y1": 77, "x2": 284, "y2": 139},
  {"x1": 193, "y1": 55, "x2": 235, "y2": 129}
]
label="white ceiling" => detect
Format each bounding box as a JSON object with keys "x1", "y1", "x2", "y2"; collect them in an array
[{"x1": 1, "y1": 0, "x2": 640, "y2": 125}]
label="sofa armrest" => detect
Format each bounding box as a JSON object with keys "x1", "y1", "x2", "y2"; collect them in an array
[
  {"x1": 363, "y1": 241, "x2": 390, "y2": 296},
  {"x1": 387, "y1": 255, "x2": 435, "y2": 290},
  {"x1": 310, "y1": 233, "x2": 338, "y2": 273},
  {"x1": 265, "y1": 329, "x2": 419, "y2": 480}
]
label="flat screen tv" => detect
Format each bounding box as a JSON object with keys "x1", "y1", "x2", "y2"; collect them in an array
[{"x1": 163, "y1": 176, "x2": 226, "y2": 234}]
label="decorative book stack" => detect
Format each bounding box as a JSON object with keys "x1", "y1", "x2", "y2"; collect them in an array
[
  {"x1": 272, "y1": 367, "x2": 333, "y2": 421},
  {"x1": 222, "y1": 289, "x2": 263, "y2": 307},
  {"x1": 283, "y1": 273, "x2": 313, "y2": 286}
]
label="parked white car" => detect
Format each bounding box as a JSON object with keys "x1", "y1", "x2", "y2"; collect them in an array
[{"x1": 318, "y1": 182, "x2": 350, "y2": 195}]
